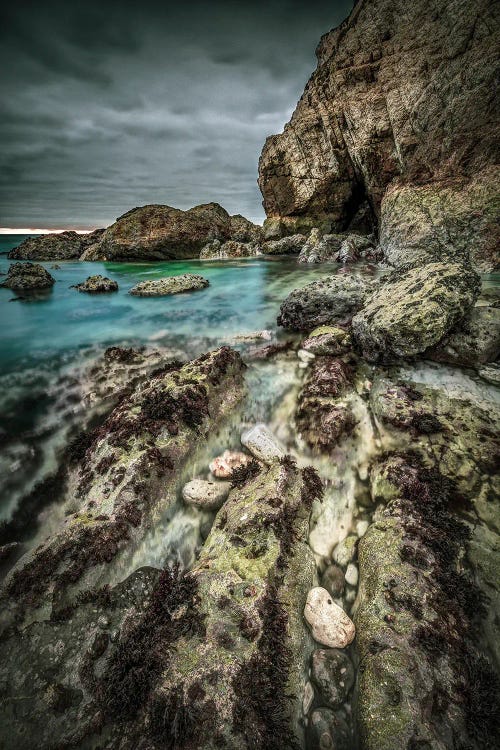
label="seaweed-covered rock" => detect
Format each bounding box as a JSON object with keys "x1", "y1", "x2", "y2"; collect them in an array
[
  {"x1": 7, "y1": 231, "x2": 84, "y2": 260},
  {"x1": 295, "y1": 358, "x2": 356, "y2": 451},
  {"x1": 278, "y1": 274, "x2": 374, "y2": 332},
  {"x1": 0, "y1": 262, "x2": 55, "y2": 291},
  {"x1": 129, "y1": 273, "x2": 209, "y2": 296},
  {"x1": 200, "y1": 239, "x2": 262, "y2": 259},
  {"x1": 302, "y1": 326, "x2": 352, "y2": 356},
  {"x1": 352, "y1": 262, "x2": 480, "y2": 360},
  {"x1": 355, "y1": 455, "x2": 500, "y2": 750},
  {"x1": 72, "y1": 275, "x2": 118, "y2": 293},
  {"x1": 83, "y1": 203, "x2": 261, "y2": 261},
  {"x1": 1, "y1": 347, "x2": 246, "y2": 620},
  {"x1": 426, "y1": 305, "x2": 500, "y2": 367},
  {"x1": 134, "y1": 459, "x2": 320, "y2": 749}
]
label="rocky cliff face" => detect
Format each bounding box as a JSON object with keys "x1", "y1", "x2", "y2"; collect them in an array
[{"x1": 258, "y1": 0, "x2": 499, "y2": 270}]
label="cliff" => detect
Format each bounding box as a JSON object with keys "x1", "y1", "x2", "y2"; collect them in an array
[{"x1": 258, "y1": 0, "x2": 499, "y2": 270}]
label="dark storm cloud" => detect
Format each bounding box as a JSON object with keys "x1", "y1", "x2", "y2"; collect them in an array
[{"x1": 0, "y1": 0, "x2": 353, "y2": 229}]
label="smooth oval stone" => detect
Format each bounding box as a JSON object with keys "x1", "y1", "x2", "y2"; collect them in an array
[
  {"x1": 311, "y1": 649, "x2": 354, "y2": 708},
  {"x1": 240, "y1": 423, "x2": 285, "y2": 464},
  {"x1": 304, "y1": 587, "x2": 355, "y2": 648},
  {"x1": 182, "y1": 478, "x2": 231, "y2": 511},
  {"x1": 344, "y1": 563, "x2": 359, "y2": 587}
]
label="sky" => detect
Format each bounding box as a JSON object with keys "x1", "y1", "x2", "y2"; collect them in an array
[{"x1": 0, "y1": 0, "x2": 352, "y2": 230}]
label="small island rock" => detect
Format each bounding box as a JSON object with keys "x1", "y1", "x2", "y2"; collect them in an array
[
  {"x1": 129, "y1": 273, "x2": 209, "y2": 296},
  {"x1": 72, "y1": 275, "x2": 118, "y2": 293},
  {"x1": 0, "y1": 262, "x2": 55, "y2": 291}
]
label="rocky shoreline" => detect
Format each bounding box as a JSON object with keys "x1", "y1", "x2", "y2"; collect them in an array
[{"x1": 0, "y1": 0, "x2": 498, "y2": 748}]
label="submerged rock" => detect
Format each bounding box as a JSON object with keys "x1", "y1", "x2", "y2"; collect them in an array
[
  {"x1": 129, "y1": 273, "x2": 209, "y2": 296},
  {"x1": 306, "y1": 708, "x2": 351, "y2": 750},
  {"x1": 181, "y1": 478, "x2": 231, "y2": 511},
  {"x1": 241, "y1": 423, "x2": 285, "y2": 464},
  {"x1": 479, "y1": 363, "x2": 500, "y2": 386},
  {"x1": 0, "y1": 262, "x2": 55, "y2": 291},
  {"x1": 296, "y1": 358, "x2": 356, "y2": 452},
  {"x1": 352, "y1": 262, "x2": 480, "y2": 361},
  {"x1": 320, "y1": 564, "x2": 345, "y2": 598},
  {"x1": 72, "y1": 275, "x2": 118, "y2": 293},
  {"x1": 278, "y1": 274, "x2": 374, "y2": 332},
  {"x1": 304, "y1": 587, "x2": 355, "y2": 648},
  {"x1": 311, "y1": 648, "x2": 355, "y2": 709}
]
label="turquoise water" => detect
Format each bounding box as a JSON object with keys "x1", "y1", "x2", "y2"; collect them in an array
[{"x1": 1, "y1": 234, "x2": 363, "y2": 523}]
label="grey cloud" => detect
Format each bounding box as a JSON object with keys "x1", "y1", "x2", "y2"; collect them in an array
[{"x1": 0, "y1": 0, "x2": 352, "y2": 228}]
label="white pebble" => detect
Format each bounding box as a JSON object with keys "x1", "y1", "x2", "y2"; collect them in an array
[
  {"x1": 345, "y1": 563, "x2": 359, "y2": 587},
  {"x1": 303, "y1": 587, "x2": 355, "y2": 648}
]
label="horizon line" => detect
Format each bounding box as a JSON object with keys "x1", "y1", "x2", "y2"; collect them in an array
[{"x1": 0, "y1": 227, "x2": 96, "y2": 235}]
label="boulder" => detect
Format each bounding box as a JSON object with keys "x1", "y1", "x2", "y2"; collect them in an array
[
  {"x1": 263, "y1": 234, "x2": 306, "y2": 255},
  {"x1": 72, "y1": 275, "x2": 118, "y2": 293},
  {"x1": 426, "y1": 305, "x2": 500, "y2": 367},
  {"x1": 258, "y1": 0, "x2": 498, "y2": 270},
  {"x1": 84, "y1": 203, "x2": 262, "y2": 261},
  {"x1": 302, "y1": 326, "x2": 352, "y2": 356},
  {"x1": 278, "y1": 274, "x2": 374, "y2": 332},
  {"x1": 352, "y1": 262, "x2": 480, "y2": 361},
  {"x1": 0, "y1": 262, "x2": 55, "y2": 291},
  {"x1": 200, "y1": 239, "x2": 262, "y2": 259},
  {"x1": 303, "y1": 587, "x2": 355, "y2": 648},
  {"x1": 129, "y1": 273, "x2": 209, "y2": 296}
]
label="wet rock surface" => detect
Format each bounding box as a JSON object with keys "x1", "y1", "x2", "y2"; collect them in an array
[
  {"x1": 352, "y1": 262, "x2": 480, "y2": 360},
  {"x1": 302, "y1": 326, "x2": 352, "y2": 356},
  {"x1": 0, "y1": 261, "x2": 55, "y2": 291},
  {"x1": 129, "y1": 273, "x2": 209, "y2": 296},
  {"x1": 182, "y1": 478, "x2": 231, "y2": 511},
  {"x1": 311, "y1": 648, "x2": 354, "y2": 709},
  {"x1": 278, "y1": 273, "x2": 374, "y2": 332},
  {"x1": 72, "y1": 274, "x2": 118, "y2": 293},
  {"x1": 426, "y1": 304, "x2": 500, "y2": 367}
]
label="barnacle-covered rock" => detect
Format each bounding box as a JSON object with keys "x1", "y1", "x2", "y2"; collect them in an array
[{"x1": 129, "y1": 273, "x2": 209, "y2": 296}]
